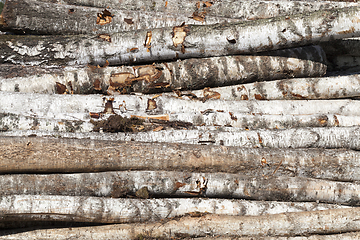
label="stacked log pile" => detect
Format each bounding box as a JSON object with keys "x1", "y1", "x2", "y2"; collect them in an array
[{"x1": 2, "y1": 0, "x2": 360, "y2": 239}]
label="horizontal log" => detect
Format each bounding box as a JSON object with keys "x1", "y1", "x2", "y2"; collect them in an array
[
  {"x1": 2, "y1": 111, "x2": 360, "y2": 132},
  {"x1": 0, "y1": 45, "x2": 327, "y2": 94},
  {"x1": 1, "y1": 6, "x2": 360, "y2": 66},
  {"x1": 37, "y1": 0, "x2": 359, "y2": 20},
  {"x1": 2, "y1": 93, "x2": 360, "y2": 124},
  {"x1": 2, "y1": 208, "x2": 360, "y2": 239},
  {"x1": 0, "y1": 0, "x2": 235, "y2": 35},
  {"x1": 4, "y1": 125, "x2": 360, "y2": 149},
  {"x1": 1, "y1": 170, "x2": 360, "y2": 204},
  {"x1": 0, "y1": 195, "x2": 349, "y2": 224},
  {"x1": 176, "y1": 73, "x2": 360, "y2": 100},
  {"x1": 1, "y1": 136, "x2": 360, "y2": 181},
  {"x1": 178, "y1": 232, "x2": 360, "y2": 240}
]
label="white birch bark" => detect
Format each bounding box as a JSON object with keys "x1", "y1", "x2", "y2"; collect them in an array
[
  {"x1": 171, "y1": 73, "x2": 360, "y2": 100},
  {"x1": 1, "y1": 136, "x2": 360, "y2": 181},
  {"x1": 2, "y1": 111, "x2": 360, "y2": 132},
  {"x1": 2, "y1": 6, "x2": 360, "y2": 66},
  {"x1": 0, "y1": 0, "x2": 234, "y2": 35},
  {"x1": 0, "y1": 170, "x2": 359, "y2": 204},
  {"x1": 38, "y1": 0, "x2": 359, "y2": 20},
  {"x1": 3, "y1": 208, "x2": 360, "y2": 239},
  {"x1": 0, "y1": 195, "x2": 349, "y2": 224},
  {"x1": 0, "y1": 45, "x2": 327, "y2": 94},
  {"x1": 5, "y1": 125, "x2": 360, "y2": 149},
  {"x1": 2, "y1": 93, "x2": 360, "y2": 123}
]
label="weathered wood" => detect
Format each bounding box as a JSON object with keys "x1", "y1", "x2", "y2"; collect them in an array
[
  {"x1": 192, "y1": 232, "x2": 360, "y2": 240},
  {"x1": 0, "y1": 195, "x2": 349, "y2": 224},
  {"x1": 2, "y1": 136, "x2": 360, "y2": 181},
  {"x1": 174, "y1": 73, "x2": 360, "y2": 100},
  {"x1": 1, "y1": 170, "x2": 360, "y2": 204},
  {"x1": 0, "y1": 0, "x2": 234, "y2": 35},
  {"x1": 0, "y1": 46, "x2": 327, "y2": 94},
  {"x1": 1, "y1": 6, "x2": 360, "y2": 66},
  {"x1": 2, "y1": 208, "x2": 360, "y2": 239},
  {"x1": 37, "y1": 0, "x2": 359, "y2": 20},
  {"x1": 2, "y1": 111, "x2": 360, "y2": 132},
  {"x1": 3, "y1": 93, "x2": 360, "y2": 124}
]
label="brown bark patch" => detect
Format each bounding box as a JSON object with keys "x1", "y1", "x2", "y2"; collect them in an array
[
  {"x1": 172, "y1": 23, "x2": 190, "y2": 48},
  {"x1": 147, "y1": 99, "x2": 157, "y2": 111},
  {"x1": 124, "y1": 18, "x2": 134, "y2": 24},
  {"x1": 93, "y1": 79, "x2": 101, "y2": 91},
  {"x1": 144, "y1": 31, "x2": 152, "y2": 52},
  {"x1": 190, "y1": 11, "x2": 207, "y2": 22},
  {"x1": 96, "y1": 9, "x2": 113, "y2": 25},
  {"x1": 91, "y1": 115, "x2": 144, "y2": 133},
  {"x1": 98, "y1": 34, "x2": 111, "y2": 43},
  {"x1": 338, "y1": 26, "x2": 355, "y2": 35},
  {"x1": 334, "y1": 115, "x2": 340, "y2": 127},
  {"x1": 55, "y1": 82, "x2": 67, "y2": 94}
]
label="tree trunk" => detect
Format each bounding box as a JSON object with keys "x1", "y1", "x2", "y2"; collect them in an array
[
  {"x1": 0, "y1": 0, "x2": 235, "y2": 35},
  {"x1": 2, "y1": 111, "x2": 360, "y2": 132},
  {"x1": 0, "y1": 170, "x2": 360, "y2": 204},
  {"x1": 0, "y1": 45, "x2": 327, "y2": 94},
  {"x1": 1, "y1": 136, "x2": 360, "y2": 181},
  {"x1": 0, "y1": 195, "x2": 349, "y2": 224},
  {"x1": 36, "y1": 0, "x2": 359, "y2": 20},
  {"x1": 2, "y1": 208, "x2": 360, "y2": 239},
  {"x1": 174, "y1": 73, "x2": 360, "y2": 100},
  {"x1": 1, "y1": 6, "x2": 360, "y2": 66},
  {"x1": 2, "y1": 93, "x2": 360, "y2": 123},
  {"x1": 4, "y1": 125, "x2": 360, "y2": 149}
]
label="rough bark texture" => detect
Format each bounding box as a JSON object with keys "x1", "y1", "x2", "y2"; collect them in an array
[
  {"x1": 174, "y1": 73, "x2": 360, "y2": 100},
  {"x1": 3, "y1": 93, "x2": 360, "y2": 125},
  {"x1": 0, "y1": 45, "x2": 327, "y2": 94},
  {"x1": 0, "y1": 195, "x2": 349, "y2": 224},
  {"x1": 36, "y1": 0, "x2": 359, "y2": 20},
  {"x1": 3, "y1": 208, "x2": 360, "y2": 239},
  {"x1": 0, "y1": 170, "x2": 360, "y2": 204},
  {"x1": 2, "y1": 171, "x2": 360, "y2": 206},
  {"x1": 0, "y1": 0, "x2": 235, "y2": 35},
  {"x1": 2, "y1": 136, "x2": 360, "y2": 182},
  {"x1": 3, "y1": 112, "x2": 360, "y2": 132},
  {"x1": 1, "y1": 6, "x2": 360, "y2": 66}
]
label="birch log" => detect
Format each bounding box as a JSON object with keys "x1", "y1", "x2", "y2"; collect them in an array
[
  {"x1": 37, "y1": 0, "x2": 359, "y2": 20},
  {"x1": 3, "y1": 208, "x2": 360, "y2": 239},
  {"x1": 5, "y1": 126, "x2": 360, "y2": 149},
  {"x1": 1, "y1": 6, "x2": 360, "y2": 66},
  {"x1": 0, "y1": 196, "x2": 349, "y2": 224},
  {"x1": 0, "y1": 0, "x2": 235, "y2": 35},
  {"x1": 2, "y1": 136, "x2": 360, "y2": 181},
  {"x1": 3, "y1": 93, "x2": 360, "y2": 122},
  {"x1": 175, "y1": 73, "x2": 360, "y2": 100},
  {"x1": 0, "y1": 45, "x2": 327, "y2": 94},
  {"x1": 3, "y1": 111, "x2": 360, "y2": 132},
  {"x1": 1, "y1": 170, "x2": 360, "y2": 204}
]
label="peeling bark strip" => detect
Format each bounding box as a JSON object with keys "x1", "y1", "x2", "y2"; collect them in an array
[
  {"x1": 37, "y1": 0, "x2": 359, "y2": 20},
  {"x1": 0, "y1": 196, "x2": 349, "y2": 224},
  {"x1": 2, "y1": 6, "x2": 360, "y2": 66},
  {"x1": 0, "y1": 171, "x2": 360, "y2": 204},
  {"x1": 3, "y1": 208, "x2": 360, "y2": 239},
  {"x1": 2, "y1": 136, "x2": 360, "y2": 181},
  {"x1": 0, "y1": 46, "x2": 327, "y2": 94},
  {"x1": 0, "y1": 0, "x2": 234, "y2": 35}
]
